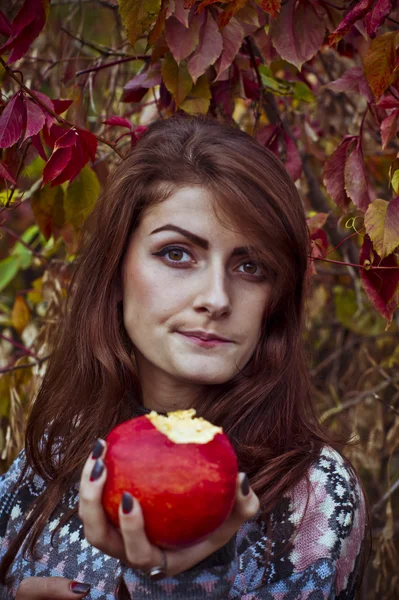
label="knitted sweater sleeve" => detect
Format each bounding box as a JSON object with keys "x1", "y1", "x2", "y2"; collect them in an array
[{"x1": 228, "y1": 446, "x2": 366, "y2": 600}]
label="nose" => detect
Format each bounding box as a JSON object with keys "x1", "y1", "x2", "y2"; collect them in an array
[{"x1": 192, "y1": 262, "x2": 232, "y2": 318}]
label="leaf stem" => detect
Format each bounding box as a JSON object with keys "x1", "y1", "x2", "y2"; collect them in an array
[
  {"x1": 310, "y1": 255, "x2": 399, "y2": 269},
  {"x1": 0, "y1": 333, "x2": 39, "y2": 359},
  {"x1": 75, "y1": 54, "x2": 149, "y2": 76}
]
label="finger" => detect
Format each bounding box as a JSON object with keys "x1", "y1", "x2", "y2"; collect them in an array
[
  {"x1": 165, "y1": 472, "x2": 259, "y2": 576},
  {"x1": 78, "y1": 450, "x2": 125, "y2": 560},
  {"x1": 118, "y1": 493, "x2": 164, "y2": 572},
  {"x1": 15, "y1": 577, "x2": 90, "y2": 599}
]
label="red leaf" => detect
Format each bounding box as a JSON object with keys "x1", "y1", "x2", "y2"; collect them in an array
[
  {"x1": 52, "y1": 99, "x2": 73, "y2": 114},
  {"x1": 255, "y1": 0, "x2": 281, "y2": 19},
  {"x1": 0, "y1": 160, "x2": 16, "y2": 185},
  {"x1": 187, "y1": 10, "x2": 223, "y2": 84},
  {"x1": 103, "y1": 116, "x2": 132, "y2": 129},
  {"x1": 377, "y1": 96, "x2": 399, "y2": 110},
  {"x1": 364, "y1": 0, "x2": 393, "y2": 38},
  {"x1": 324, "y1": 66, "x2": 373, "y2": 103},
  {"x1": 323, "y1": 135, "x2": 357, "y2": 211},
  {"x1": 50, "y1": 141, "x2": 86, "y2": 187},
  {"x1": 380, "y1": 109, "x2": 399, "y2": 149},
  {"x1": 31, "y1": 91, "x2": 55, "y2": 129},
  {"x1": 329, "y1": 0, "x2": 374, "y2": 45},
  {"x1": 284, "y1": 133, "x2": 302, "y2": 182},
  {"x1": 121, "y1": 66, "x2": 162, "y2": 103},
  {"x1": 31, "y1": 133, "x2": 48, "y2": 160},
  {"x1": 54, "y1": 128, "x2": 78, "y2": 150},
  {"x1": 214, "y1": 17, "x2": 245, "y2": 81},
  {"x1": 173, "y1": 0, "x2": 190, "y2": 26},
  {"x1": 131, "y1": 125, "x2": 149, "y2": 148},
  {"x1": 360, "y1": 234, "x2": 399, "y2": 327},
  {"x1": 218, "y1": 0, "x2": 247, "y2": 29},
  {"x1": 344, "y1": 138, "x2": 372, "y2": 211},
  {"x1": 43, "y1": 123, "x2": 67, "y2": 150},
  {"x1": 211, "y1": 80, "x2": 234, "y2": 118},
  {"x1": 270, "y1": 0, "x2": 326, "y2": 70},
  {"x1": 76, "y1": 128, "x2": 98, "y2": 162},
  {"x1": 0, "y1": 93, "x2": 26, "y2": 148},
  {"x1": 0, "y1": 11, "x2": 12, "y2": 36},
  {"x1": 310, "y1": 228, "x2": 329, "y2": 254},
  {"x1": 0, "y1": 0, "x2": 50, "y2": 64},
  {"x1": 166, "y1": 14, "x2": 201, "y2": 63},
  {"x1": 42, "y1": 146, "x2": 73, "y2": 186},
  {"x1": 22, "y1": 98, "x2": 46, "y2": 142}
]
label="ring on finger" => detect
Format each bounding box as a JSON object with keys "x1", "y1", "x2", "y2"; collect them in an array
[{"x1": 144, "y1": 549, "x2": 168, "y2": 580}]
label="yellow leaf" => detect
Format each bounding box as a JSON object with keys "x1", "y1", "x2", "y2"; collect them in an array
[
  {"x1": 64, "y1": 165, "x2": 101, "y2": 232},
  {"x1": 180, "y1": 75, "x2": 211, "y2": 115},
  {"x1": 11, "y1": 296, "x2": 30, "y2": 335},
  {"x1": 27, "y1": 277, "x2": 43, "y2": 305},
  {"x1": 364, "y1": 197, "x2": 399, "y2": 259},
  {"x1": 392, "y1": 169, "x2": 399, "y2": 195},
  {"x1": 118, "y1": 0, "x2": 161, "y2": 48},
  {"x1": 364, "y1": 32, "x2": 399, "y2": 101},
  {"x1": 162, "y1": 53, "x2": 193, "y2": 106}
]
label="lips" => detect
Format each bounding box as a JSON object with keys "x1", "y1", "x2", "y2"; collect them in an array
[{"x1": 178, "y1": 331, "x2": 232, "y2": 342}]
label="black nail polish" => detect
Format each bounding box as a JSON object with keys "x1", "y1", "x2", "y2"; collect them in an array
[
  {"x1": 241, "y1": 474, "x2": 250, "y2": 496},
  {"x1": 90, "y1": 459, "x2": 104, "y2": 482},
  {"x1": 122, "y1": 491, "x2": 133, "y2": 514},
  {"x1": 70, "y1": 581, "x2": 91, "y2": 594},
  {"x1": 91, "y1": 439, "x2": 104, "y2": 459}
]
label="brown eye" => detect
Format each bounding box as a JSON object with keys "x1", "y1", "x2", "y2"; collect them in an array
[
  {"x1": 168, "y1": 249, "x2": 184, "y2": 261},
  {"x1": 242, "y1": 262, "x2": 258, "y2": 275}
]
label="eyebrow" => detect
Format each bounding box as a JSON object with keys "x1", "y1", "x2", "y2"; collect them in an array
[{"x1": 150, "y1": 224, "x2": 255, "y2": 257}]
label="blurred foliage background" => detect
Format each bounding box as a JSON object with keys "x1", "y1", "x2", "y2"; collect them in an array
[{"x1": 1, "y1": 0, "x2": 399, "y2": 598}]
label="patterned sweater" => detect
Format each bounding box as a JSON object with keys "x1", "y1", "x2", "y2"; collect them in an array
[{"x1": 0, "y1": 415, "x2": 366, "y2": 599}]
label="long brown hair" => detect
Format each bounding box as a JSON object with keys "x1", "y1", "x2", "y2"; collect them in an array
[{"x1": 1, "y1": 114, "x2": 345, "y2": 592}]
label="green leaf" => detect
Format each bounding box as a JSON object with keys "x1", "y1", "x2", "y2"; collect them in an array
[
  {"x1": 333, "y1": 286, "x2": 386, "y2": 335},
  {"x1": 180, "y1": 75, "x2": 211, "y2": 115},
  {"x1": 258, "y1": 65, "x2": 292, "y2": 96},
  {"x1": 364, "y1": 197, "x2": 399, "y2": 259},
  {"x1": 292, "y1": 81, "x2": 314, "y2": 103},
  {"x1": 10, "y1": 225, "x2": 40, "y2": 269},
  {"x1": 64, "y1": 165, "x2": 101, "y2": 231},
  {"x1": 0, "y1": 256, "x2": 20, "y2": 292},
  {"x1": 162, "y1": 53, "x2": 193, "y2": 106},
  {"x1": 118, "y1": 0, "x2": 161, "y2": 48},
  {"x1": 392, "y1": 169, "x2": 399, "y2": 195}
]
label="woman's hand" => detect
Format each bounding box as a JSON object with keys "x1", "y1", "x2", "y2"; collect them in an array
[
  {"x1": 78, "y1": 439, "x2": 260, "y2": 578},
  {"x1": 15, "y1": 577, "x2": 90, "y2": 599}
]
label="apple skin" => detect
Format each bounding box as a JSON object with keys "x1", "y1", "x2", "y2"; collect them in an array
[{"x1": 102, "y1": 415, "x2": 238, "y2": 549}]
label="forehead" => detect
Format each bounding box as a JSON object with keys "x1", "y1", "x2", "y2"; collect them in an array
[{"x1": 140, "y1": 185, "x2": 248, "y2": 244}]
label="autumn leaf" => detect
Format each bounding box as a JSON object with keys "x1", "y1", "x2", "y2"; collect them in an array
[
  {"x1": 214, "y1": 17, "x2": 245, "y2": 80},
  {"x1": 11, "y1": 296, "x2": 30, "y2": 335},
  {"x1": 121, "y1": 64, "x2": 162, "y2": 103},
  {"x1": 162, "y1": 52, "x2": 193, "y2": 105},
  {"x1": 42, "y1": 128, "x2": 98, "y2": 187},
  {"x1": 180, "y1": 74, "x2": 211, "y2": 114},
  {"x1": 255, "y1": 0, "x2": 281, "y2": 19},
  {"x1": 365, "y1": 197, "x2": 399, "y2": 259},
  {"x1": 270, "y1": 0, "x2": 326, "y2": 71},
  {"x1": 187, "y1": 10, "x2": 223, "y2": 83},
  {"x1": 218, "y1": 0, "x2": 247, "y2": 29},
  {"x1": 165, "y1": 13, "x2": 201, "y2": 63},
  {"x1": 0, "y1": 93, "x2": 25, "y2": 148},
  {"x1": 344, "y1": 138, "x2": 372, "y2": 212},
  {"x1": 323, "y1": 135, "x2": 357, "y2": 211},
  {"x1": 172, "y1": 0, "x2": 190, "y2": 26},
  {"x1": 63, "y1": 165, "x2": 101, "y2": 232},
  {"x1": 323, "y1": 66, "x2": 373, "y2": 103},
  {"x1": 329, "y1": 0, "x2": 374, "y2": 46},
  {"x1": 364, "y1": 0, "x2": 393, "y2": 39},
  {"x1": 103, "y1": 116, "x2": 132, "y2": 129},
  {"x1": 0, "y1": 0, "x2": 50, "y2": 64},
  {"x1": 148, "y1": 0, "x2": 169, "y2": 45},
  {"x1": 360, "y1": 234, "x2": 399, "y2": 328},
  {"x1": 364, "y1": 31, "x2": 399, "y2": 101},
  {"x1": 0, "y1": 160, "x2": 16, "y2": 185},
  {"x1": 31, "y1": 184, "x2": 65, "y2": 240},
  {"x1": 118, "y1": 0, "x2": 162, "y2": 48}
]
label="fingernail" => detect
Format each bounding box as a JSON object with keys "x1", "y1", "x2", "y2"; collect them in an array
[
  {"x1": 241, "y1": 474, "x2": 250, "y2": 496},
  {"x1": 91, "y1": 439, "x2": 104, "y2": 459},
  {"x1": 70, "y1": 581, "x2": 91, "y2": 594},
  {"x1": 90, "y1": 459, "x2": 104, "y2": 482},
  {"x1": 122, "y1": 491, "x2": 134, "y2": 514}
]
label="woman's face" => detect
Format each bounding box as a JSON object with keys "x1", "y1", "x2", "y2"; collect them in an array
[{"x1": 121, "y1": 186, "x2": 271, "y2": 406}]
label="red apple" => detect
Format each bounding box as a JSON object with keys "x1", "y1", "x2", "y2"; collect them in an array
[{"x1": 102, "y1": 409, "x2": 238, "y2": 549}]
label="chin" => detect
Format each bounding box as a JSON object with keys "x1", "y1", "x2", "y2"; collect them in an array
[{"x1": 176, "y1": 368, "x2": 235, "y2": 385}]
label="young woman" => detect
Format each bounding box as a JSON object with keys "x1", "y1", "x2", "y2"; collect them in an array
[{"x1": 0, "y1": 115, "x2": 366, "y2": 599}]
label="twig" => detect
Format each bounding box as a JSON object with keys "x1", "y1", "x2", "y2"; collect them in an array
[
  {"x1": 0, "y1": 355, "x2": 50, "y2": 374},
  {"x1": 0, "y1": 225, "x2": 47, "y2": 263},
  {"x1": 0, "y1": 334, "x2": 39, "y2": 360},
  {"x1": 372, "y1": 478, "x2": 399, "y2": 514},
  {"x1": 310, "y1": 255, "x2": 399, "y2": 270},
  {"x1": 76, "y1": 55, "x2": 149, "y2": 76},
  {"x1": 61, "y1": 26, "x2": 127, "y2": 57}
]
